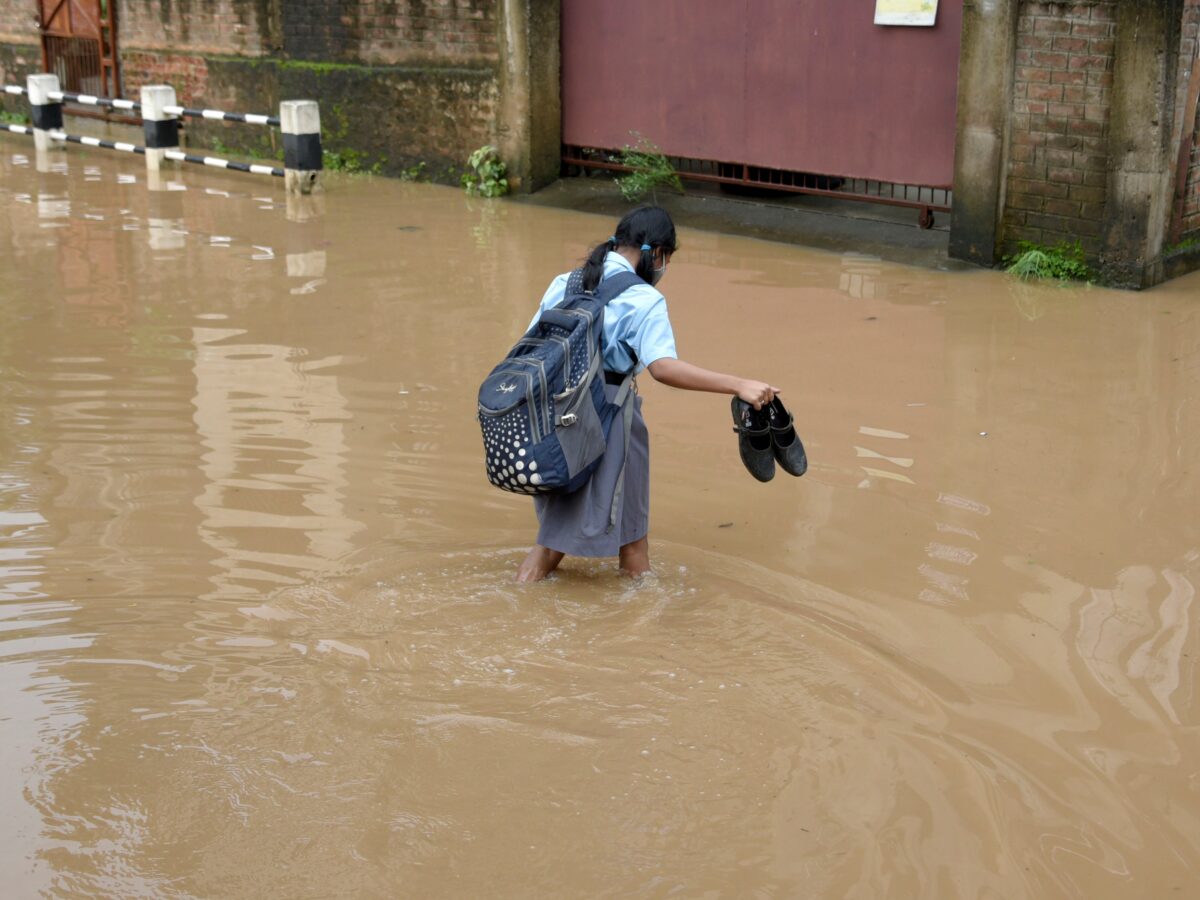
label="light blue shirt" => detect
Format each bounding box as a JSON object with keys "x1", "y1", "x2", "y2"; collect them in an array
[{"x1": 530, "y1": 252, "x2": 677, "y2": 375}]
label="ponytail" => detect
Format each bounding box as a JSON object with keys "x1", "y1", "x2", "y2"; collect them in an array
[
  {"x1": 636, "y1": 244, "x2": 655, "y2": 284},
  {"x1": 580, "y1": 237, "x2": 615, "y2": 293}
]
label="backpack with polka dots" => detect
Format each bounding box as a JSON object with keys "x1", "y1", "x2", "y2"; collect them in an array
[{"x1": 478, "y1": 268, "x2": 642, "y2": 501}]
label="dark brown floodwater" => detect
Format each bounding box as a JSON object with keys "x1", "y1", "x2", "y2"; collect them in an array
[{"x1": 1, "y1": 138, "x2": 1198, "y2": 899}]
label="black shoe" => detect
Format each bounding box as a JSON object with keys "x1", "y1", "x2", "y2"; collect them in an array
[
  {"x1": 731, "y1": 398, "x2": 775, "y2": 482},
  {"x1": 765, "y1": 397, "x2": 807, "y2": 477}
]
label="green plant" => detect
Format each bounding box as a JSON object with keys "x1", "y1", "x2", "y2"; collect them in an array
[
  {"x1": 0, "y1": 109, "x2": 29, "y2": 126},
  {"x1": 1165, "y1": 234, "x2": 1200, "y2": 255},
  {"x1": 1004, "y1": 240, "x2": 1094, "y2": 282},
  {"x1": 398, "y1": 161, "x2": 426, "y2": 182},
  {"x1": 210, "y1": 134, "x2": 272, "y2": 160},
  {"x1": 461, "y1": 145, "x2": 508, "y2": 197},
  {"x1": 322, "y1": 147, "x2": 385, "y2": 175},
  {"x1": 319, "y1": 103, "x2": 384, "y2": 175},
  {"x1": 611, "y1": 134, "x2": 683, "y2": 202}
]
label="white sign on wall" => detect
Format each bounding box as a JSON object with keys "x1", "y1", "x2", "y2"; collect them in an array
[{"x1": 875, "y1": 0, "x2": 939, "y2": 27}]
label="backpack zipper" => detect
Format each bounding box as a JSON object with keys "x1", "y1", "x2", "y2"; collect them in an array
[
  {"x1": 526, "y1": 355, "x2": 550, "y2": 438},
  {"x1": 524, "y1": 330, "x2": 576, "y2": 393}
]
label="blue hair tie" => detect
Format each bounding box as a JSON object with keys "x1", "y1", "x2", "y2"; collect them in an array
[
  {"x1": 640, "y1": 244, "x2": 651, "y2": 251},
  {"x1": 608, "y1": 236, "x2": 617, "y2": 244}
]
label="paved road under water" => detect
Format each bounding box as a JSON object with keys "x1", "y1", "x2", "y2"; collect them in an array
[{"x1": 0, "y1": 141, "x2": 1197, "y2": 899}]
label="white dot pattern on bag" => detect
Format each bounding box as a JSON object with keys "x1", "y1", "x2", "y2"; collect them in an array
[
  {"x1": 568, "y1": 333, "x2": 588, "y2": 386},
  {"x1": 481, "y1": 409, "x2": 549, "y2": 493}
]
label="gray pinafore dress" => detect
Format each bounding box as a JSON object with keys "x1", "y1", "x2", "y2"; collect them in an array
[{"x1": 533, "y1": 381, "x2": 650, "y2": 557}]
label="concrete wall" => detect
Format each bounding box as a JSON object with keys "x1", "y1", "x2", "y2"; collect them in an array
[
  {"x1": 1171, "y1": 0, "x2": 1200, "y2": 241},
  {"x1": 0, "y1": 0, "x2": 558, "y2": 191},
  {"x1": 1100, "y1": 0, "x2": 1184, "y2": 288}
]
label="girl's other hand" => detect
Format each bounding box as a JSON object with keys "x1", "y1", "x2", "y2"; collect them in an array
[{"x1": 737, "y1": 380, "x2": 779, "y2": 410}]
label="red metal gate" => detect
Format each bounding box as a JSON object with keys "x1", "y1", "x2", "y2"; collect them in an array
[
  {"x1": 39, "y1": 0, "x2": 119, "y2": 98},
  {"x1": 562, "y1": 0, "x2": 962, "y2": 223}
]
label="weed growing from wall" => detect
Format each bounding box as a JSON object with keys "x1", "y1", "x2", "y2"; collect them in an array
[
  {"x1": 321, "y1": 102, "x2": 385, "y2": 175},
  {"x1": 398, "y1": 161, "x2": 427, "y2": 182},
  {"x1": 1005, "y1": 240, "x2": 1094, "y2": 282},
  {"x1": 322, "y1": 147, "x2": 385, "y2": 175},
  {"x1": 208, "y1": 135, "x2": 273, "y2": 161},
  {"x1": 612, "y1": 135, "x2": 683, "y2": 202},
  {"x1": 1165, "y1": 234, "x2": 1200, "y2": 255},
  {"x1": 461, "y1": 145, "x2": 508, "y2": 197}
]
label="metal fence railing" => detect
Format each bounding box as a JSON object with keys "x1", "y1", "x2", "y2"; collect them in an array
[{"x1": 2, "y1": 74, "x2": 321, "y2": 194}]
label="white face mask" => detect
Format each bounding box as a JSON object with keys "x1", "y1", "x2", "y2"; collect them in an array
[{"x1": 649, "y1": 251, "x2": 667, "y2": 286}]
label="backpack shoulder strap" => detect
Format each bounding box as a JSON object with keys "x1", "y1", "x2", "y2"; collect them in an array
[
  {"x1": 557, "y1": 269, "x2": 644, "y2": 308},
  {"x1": 563, "y1": 267, "x2": 586, "y2": 298},
  {"x1": 594, "y1": 271, "x2": 644, "y2": 305}
]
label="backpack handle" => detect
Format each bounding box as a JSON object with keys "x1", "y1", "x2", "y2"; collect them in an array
[{"x1": 537, "y1": 308, "x2": 580, "y2": 331}]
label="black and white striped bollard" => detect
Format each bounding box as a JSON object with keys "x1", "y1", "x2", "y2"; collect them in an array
[
  {"x1": 281, "y1": 100, "x2": 322, "y2": 195},
  {"x1": 26, "y1": 73, "x2": 63, "y2": 155},
  {"x1": 140, "y1": 85, "x2": 180, "y2": 172}
]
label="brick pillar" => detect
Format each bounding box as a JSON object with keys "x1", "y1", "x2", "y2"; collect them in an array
[
  {"x1": 1101, "y1": 0, "x2": 1186, "y2": 288},
  {"x1": 950, "y1": 0, "x2": 1020, "y2": 266},
  {"x1": 497, "y1": 0, "x2": 561, "y2": 193}
]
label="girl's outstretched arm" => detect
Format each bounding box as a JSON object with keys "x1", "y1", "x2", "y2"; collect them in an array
[{"x1": 646, "y1": 358, "x2": 778, "y2": 409}]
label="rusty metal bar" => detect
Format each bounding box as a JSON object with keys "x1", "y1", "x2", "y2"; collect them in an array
[
  {"x1": 43, "y1": 34, "x2": 102, "y2": 94},
  {"x1": 563, "y1": 145, "x2": 951, "y2": 225}
]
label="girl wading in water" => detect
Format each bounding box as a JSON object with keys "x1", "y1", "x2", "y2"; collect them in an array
[{"x1": 516, "y1": 206, "x2": 779, "y2": 583}]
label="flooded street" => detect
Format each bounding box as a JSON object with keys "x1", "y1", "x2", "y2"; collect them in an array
[{"x1": 1, "y1": 141, "x2": 1197, "y2": 899}]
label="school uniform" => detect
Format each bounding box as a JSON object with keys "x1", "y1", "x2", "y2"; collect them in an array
[{"x1": 528, "y1": 252, "x2": 678, "y2": 557}]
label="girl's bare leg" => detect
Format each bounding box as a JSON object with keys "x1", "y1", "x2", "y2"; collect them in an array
[
  {"x1": 619, "y1": 536, "x2": 651, "y2": 577},
  {"x1": 516, "y1": 545, "x2": 565, "y2": 583}
]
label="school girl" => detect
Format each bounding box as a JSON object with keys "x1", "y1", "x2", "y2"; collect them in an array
[{"x1": 516, "y1": 206, "x2": 779, "y2": 582}]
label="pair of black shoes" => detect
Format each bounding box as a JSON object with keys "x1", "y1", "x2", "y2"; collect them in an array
[{"x1": 731, "y1": 397, "x2": 807, "y2": 482}]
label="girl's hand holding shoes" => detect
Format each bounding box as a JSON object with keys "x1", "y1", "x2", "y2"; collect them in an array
[{"x1": 737, "y1": 380, "x2": 779, "y2": 410}]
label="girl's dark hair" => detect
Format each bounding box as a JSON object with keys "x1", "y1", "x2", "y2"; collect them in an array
[{"x1": 580, "y1": 205, "x2": 678, "y2": 292}]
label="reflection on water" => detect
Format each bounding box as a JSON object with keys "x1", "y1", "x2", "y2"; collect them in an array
[
  {"x1": 192, "y1": 326, "x2": 361, "y2": 601},
  {"x1": 0, "y1": 141, "x2": 1197, "y2": 897}
]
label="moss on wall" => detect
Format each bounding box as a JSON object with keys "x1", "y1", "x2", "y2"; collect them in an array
[{"x1": 185, "y1": 55, "x2": 499, "y2": 182}]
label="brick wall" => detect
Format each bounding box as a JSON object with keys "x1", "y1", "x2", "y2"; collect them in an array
[
  {"x1": 113, "y1": 0, "x2": 504, "y2": 183},
  {"x1": 1177, "y1": 0, "x2": 1200, "y2": 239},
  {"x1": 0, "y1": 1, "x2": 529, "y2": 187},
  {"x1": 0, "y1": 3, "x2": 38, "y2": 45},
  {"x1": 283, "y1": 0, "x2": 498, "y2": 66},
  {"x1": 118, "y1": 1, "x2": 499, "y2": 69},
  {"x1": 119, "y1": 51, "x2": 211, "y2": 104},
  {"x1": 118, "y1": 1, "x2": 270, "y2": 57},
  {"x1": 1003, "y1": 0, "x2": 1116, "y2": 258}
]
